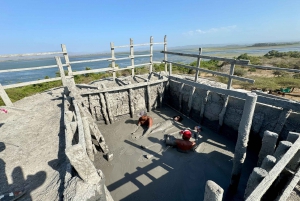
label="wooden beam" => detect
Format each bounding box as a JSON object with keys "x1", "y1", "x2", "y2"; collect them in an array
[
  {"x1": 150, "y1": 36, "x2": 153, "y2": 73},
  {"x1": 110, "y1": 42, "x2": 116, "y2": 81},
  {"x1": 61, "y1": 44, "x2": 73, "y2": 75},
  {"x1": 0, "y1": 51, "x2": 63, "y2": 58},
  {"x1": 0, "y1": 64, "x2": 64, "y2": 73},
  {"x1": 113, "y1": 42, "x2": 164, "y2": 48},
  {"x1": 69, "y1": 57, "x2": 111, "y2": 64},
  {"x1": 0, "y1": 83, "x2": 13, "y2": 106},
  {"x1": 227, "y1": 62, "x2": 236, "y2": 89},
  {"x1": 194, "y1": 48, "x2": 202, "y2": 82},
  {"x1": 2, "y1": 77, "x2": 62, "y2": 89},
  {"x1": 72, "y1": 67, "x2": 112, "y2": 75},
  {"x1": 130, "y1": 38, "x2": 135, "y2": 77},
  {"x1": 166, "y1": 61, "x2": 254, "y2": 83},
  {"x1": 161, "y1": 51, "x2": 250, "y2": 65},
  {"x1": 164, "y1": 35, "x2": 168, "y2": 72},
  {"x1": 80, "y1": 78, "x2": 168, "y2": 95}
]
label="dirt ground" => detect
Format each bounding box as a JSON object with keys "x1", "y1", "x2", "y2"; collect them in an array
[
  {"x1": 0, "y1": 87, "x2": 66, "y2": 201},
  {"x1": 94, "y1": 107, "x2": 258, "y2": 201}
]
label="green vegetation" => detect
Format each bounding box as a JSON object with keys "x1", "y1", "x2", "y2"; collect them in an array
[
  {"x1": 264, "y1": 50, "x2": 300, "y2": 58},
  {"x1": 249, "y1": 42, "x2": 300, "y2": 47}
]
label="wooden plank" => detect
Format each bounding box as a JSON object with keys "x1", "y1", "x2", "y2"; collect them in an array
[
  {"x1": 194, "y1": 48, "x2": 202, "y2": 82},
  {"x1": 55, "y1": 56, "x2": 67, "y2": 86},
  {"x1": 0, "y1": 83, "x2": 13, "y2": 106},
  {"x1": 0, "y1": 64, "x2": 65, "y2": 73},
  {"x1": 245, "y1": 64, "x2": 300, "y2": 73},
  {"x1": 246, "y1": 136, "x2": 300, "y2": 201},
  {"x1": 61, "y1": 44, "x2": 73, "y2": 75},
  {"x1": 227, "y1": 62, "x2": 236, "y2": 89},
  {"x1": 169, "y1": 76, "x2": 248, "y2": 99},
  {"x1": 3, "y1": 77, "x2": 62, "y2": 89},
  {"x1": 72, "y1": 67, "x2": 112, "y2": 75},
  {"x1": 164, "y1": 35, "x2": 168, "y2": 72},
  {"x1": 0, "y1": 51, "x2": 63, "y2": 58},
  {"x1": 110, "y1": 42, "x2": 116, "y2": 81},
  {"x1": 161, "y1": 51, "x2": 250, "y2": 65},
  {"x1": 130, "y1": 38, "x2": 135, "y2": 77},
  {"x1": 165, "y1": 61, "x2": 254, "y2": 83},
  {"x1": 69, "y1": 57, "x2": 112, "y2": 64},
  {"x1": 81, "y1": 78, "x2": 168, "y2": 95},
  {"x1": 114, "y1": 42, "x2": 164, "y2": 48}
]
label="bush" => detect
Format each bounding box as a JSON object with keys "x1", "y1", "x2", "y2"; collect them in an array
[
  {"x1": 234, "y1": 67, "x2": 247, "y2": 76},
  {"x1": 248, "y1": 68, "x2": 256, "y2": 72},
  {"x1": 273, "y1": 70, "x2": 288, "y2": 77},
  {"x1": 293, "y1": 73, "x2": 300, "y2": 79}
]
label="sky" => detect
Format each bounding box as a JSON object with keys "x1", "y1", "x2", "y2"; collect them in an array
[{"x1": 1, "y1": 0, "x2": 300, "y2": 54}]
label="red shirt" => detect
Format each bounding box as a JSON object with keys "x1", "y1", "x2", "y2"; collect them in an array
[{"x1": 175, "y1": 139, "x2": 195, "y2": 151}]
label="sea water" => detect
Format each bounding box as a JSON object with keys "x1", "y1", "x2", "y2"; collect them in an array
[{"x1": 0, "y1": 45, "x2": 300, "y2": 85}]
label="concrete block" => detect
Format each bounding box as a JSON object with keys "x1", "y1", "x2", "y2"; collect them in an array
[
  {"x1": 257, "y1": 130, "x2": 278, "y2": 166},
  {"x1": 203, "y1": 180, "x2": 224, "y2": 201}
]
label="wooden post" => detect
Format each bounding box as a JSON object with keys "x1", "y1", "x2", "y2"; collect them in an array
[
  {"x1": 0, "y1": 83, "x2": 13, "y2": 106},
  {"x1": 130, "y1": 38, "x2": 135, "y2": 77},
  {"x1": 110, "y1": 42, "x2": 116, "y2": 81},
  {"x1": 195, "y1": 48, "x2": 202, "y2": 82},
  {"x1": 61, "y1": 44, "x2": 73, "y2": 76},
  {"x1": 164, "y1": 35, "x2": 167, "y2": 72},
  {"x1": 55, "y1": 56, "x2": 67, "y2": 86},
  {"x1": 230, "y1": 93, "x2": 257, "y2": 191},
  {"x1": 150, "y1": 36, "x2": 153, "y2": 73},
  {"x1": 227, "y1": 61, "x2": 236, "y2": 89}
]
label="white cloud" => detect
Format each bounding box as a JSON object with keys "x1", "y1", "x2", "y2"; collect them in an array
[{"x1": 185, "y1": 25, "x2": 237, "y2": 35}]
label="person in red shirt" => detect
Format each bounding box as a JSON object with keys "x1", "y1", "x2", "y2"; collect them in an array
[{"x1": 165, "y1": 129, "x2": 196, "y2": 152}]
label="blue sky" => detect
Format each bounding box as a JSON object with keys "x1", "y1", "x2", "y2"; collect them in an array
[{"x1": 1, "y1": 0, "x2": 300, "y2": 54}]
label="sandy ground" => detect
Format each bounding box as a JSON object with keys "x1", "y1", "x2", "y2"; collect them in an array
[
  {"x1": 94, "y1": 107, "x2": 258, "y2": 201},
  {"x1": 0, "y1": 87, "x2": 66, "y2": 201}
]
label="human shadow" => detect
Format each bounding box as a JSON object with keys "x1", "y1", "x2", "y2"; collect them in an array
[
  {"x1": 0, "y1": 142, "x2": 46, "y2": 200},
  {"x1": 125, "y1": 119, "x2": 136, "y2": 125},
  {"x1": 0, "y1": 123, "x2": 4, "y2": 128}
]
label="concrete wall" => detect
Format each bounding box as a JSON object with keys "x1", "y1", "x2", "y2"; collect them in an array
[
  {"x1": 166, "y1": 79, "x2": 300, "y2": 151},
  {"x1": 83, "y1": 83, "x2": 163, "y2": 124}
]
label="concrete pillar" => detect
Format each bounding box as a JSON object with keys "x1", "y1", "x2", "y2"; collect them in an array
[
  {"x1": 230, "y1": 93, "x2": 257, "y2": 191},
  {"x1": 286, "y1": 131, "x2": 300, "y2": 143},
  {"x1": 274, "y1": 141, "x2": 293, "y2": 161},
  {"x1": 244, "y1": 167, "x2": 268, "y2": 199},
  {"x1": 257, "y1": 130, "x2": 279, "y2": 166},
  {"x1": 261, "y1": 155, "x2": 276, "y2": 172},
  {"x1": 203, "y1": 180, "x2": 224, "y2": 201},
  {"x1": 200, "y1": 90, "x2": 210, "y2": 124},
  {"x1": 218, "y1": 95, "x2": 229, "y2": 133},
  {"x1": 273, "y1": 109, "x2": 292, "y2": 135}
]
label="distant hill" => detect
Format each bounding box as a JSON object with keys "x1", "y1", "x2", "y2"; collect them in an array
[{"x1": 248, "y1": 42, "x2": 300, "y2": 47}]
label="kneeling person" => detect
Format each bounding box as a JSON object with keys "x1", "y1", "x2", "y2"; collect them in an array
[{"x1": 165, "y1": 130, "x2": 196, "y2": 153}]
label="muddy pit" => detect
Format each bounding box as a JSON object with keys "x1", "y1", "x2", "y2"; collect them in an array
[{"x1": 93, "y1": 107, "x2": 256, "y2": 201}]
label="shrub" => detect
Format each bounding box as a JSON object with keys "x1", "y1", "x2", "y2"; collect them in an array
[
  {"x1": 234, "y1": 67, "x2": 247, "y2": 76},
  {"x1": 293, "y1": 73, "x2": 300, "y2": 79},
  {"x1": 248, "y1": 68, "x2": 256, "y2": 72}
]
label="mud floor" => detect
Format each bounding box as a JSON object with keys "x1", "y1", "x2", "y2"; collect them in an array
[{"x1": 94, "y1": 107, "x2": 257, "y2": 201}]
